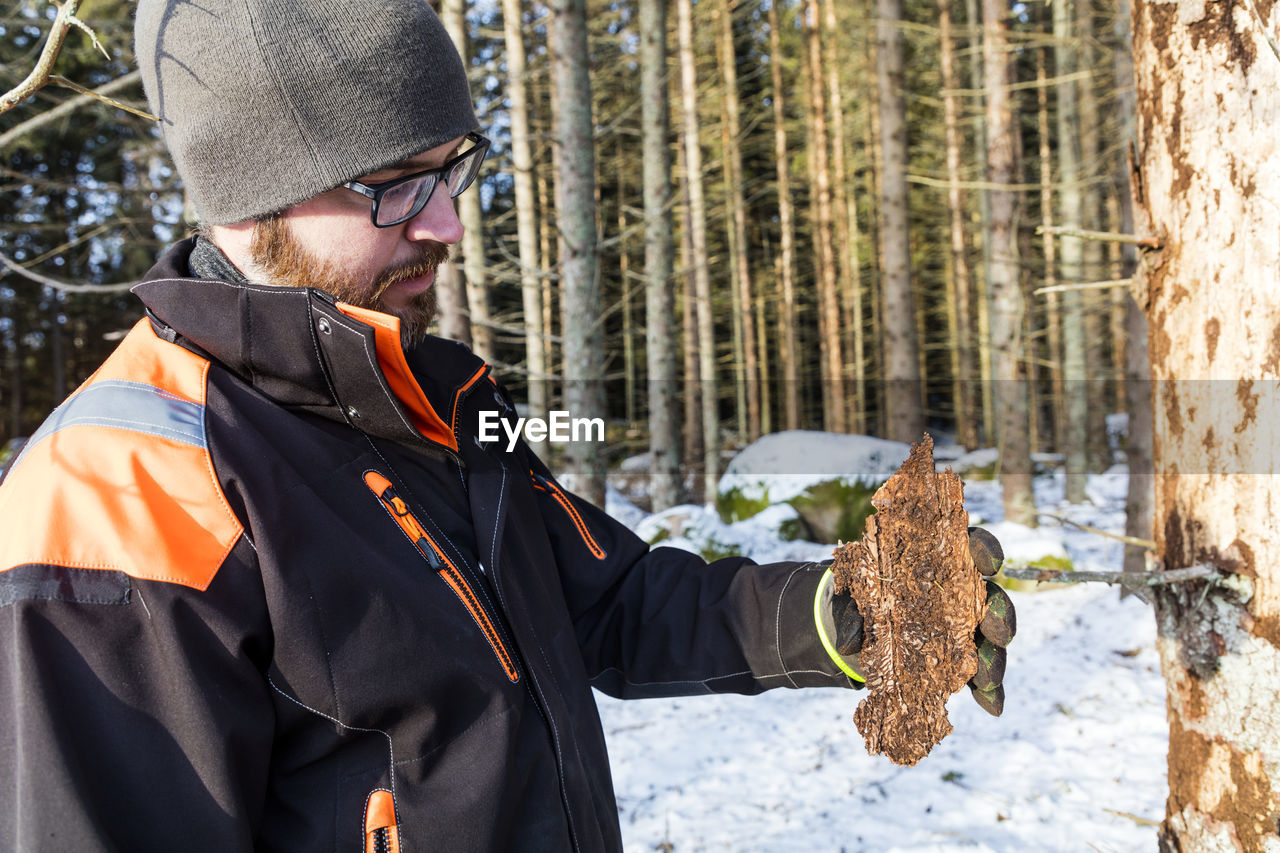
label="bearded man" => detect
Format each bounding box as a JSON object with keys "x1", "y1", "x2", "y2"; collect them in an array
[{"x1": 0, "y1": 1, "x2": 1014, "y2": 850}]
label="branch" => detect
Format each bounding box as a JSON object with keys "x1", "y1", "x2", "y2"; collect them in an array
[
  {"x1": 0, "y1": 70, "x2": 149, "y2": 150},
  {"x1": 0, "y1": 1, "x2": 95, "y2": 115},
  {"x1": 1033, "y1": 278, "x2": 1132, "y2": 296},
  {"x1": 0, "y1": 249, "x2": 136, "y2": 293},
  {"x1": 1036, "y1": 224, "x2": 1163, "y2": 249},
  {"x1": 1002, "y1": 562, "x2": 1221, "y2": 587},
  {"x1": 1036, "y1": 511, "x2": 1157, "y2": 550}
]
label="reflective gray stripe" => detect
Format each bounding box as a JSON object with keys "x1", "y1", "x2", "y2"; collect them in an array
[{"x1": 17, "y1": 380, "x2": 205, "y2": 469}]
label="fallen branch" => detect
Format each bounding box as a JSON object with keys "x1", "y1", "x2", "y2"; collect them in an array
[{"x1": 1002, "y1": 562, "x2": 1220, "y2": 587}]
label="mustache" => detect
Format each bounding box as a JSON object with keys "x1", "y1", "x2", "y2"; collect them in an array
[{"x1": 370, "y1": 242, "x2": 453, "y2": 301}]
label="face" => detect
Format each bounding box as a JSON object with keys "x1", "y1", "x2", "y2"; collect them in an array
[{"x1": 248, "y1": 135, "x2": 467, "y2": 349}]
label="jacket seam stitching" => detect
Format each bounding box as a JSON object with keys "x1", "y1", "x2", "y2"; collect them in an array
[
  {"x1": 267, "y1": 675, "x2": 400, "y2": 841},
  {"x1": 775, "y1": 565, "x2": 805, "y2": 688}
]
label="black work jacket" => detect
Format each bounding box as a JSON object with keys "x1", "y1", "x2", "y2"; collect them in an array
[{"x1": 0, "y1": 239, "x2": 847, "y2": 852}]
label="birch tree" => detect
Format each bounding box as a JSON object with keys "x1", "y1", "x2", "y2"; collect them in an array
[{"x1": 1130, "y1": 0, "x2": 1280, "y2": 847}]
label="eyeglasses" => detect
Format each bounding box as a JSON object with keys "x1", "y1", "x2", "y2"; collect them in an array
[{"x1": 344, "y1": 132, "x2": 490, "y2": 228}]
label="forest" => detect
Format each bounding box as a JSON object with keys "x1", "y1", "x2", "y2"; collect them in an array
[{"x1": 3, "y1": 0, "x2": 1280, "y2": 848}]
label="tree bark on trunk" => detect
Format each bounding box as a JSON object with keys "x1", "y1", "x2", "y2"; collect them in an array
[
  {"x1": 804, "y1": 0, "x2": 847, "y2": 434},
  {"x1": 435, "y1": 261, "x2": 472, "y2": 347},
  {"x1": 677, "y1": 0, "x2": 720, "y2": 504},
  {"x1": 876, "y1": 0, "x2": 923, "y2": 443},
  {"x1": 1054, "y1": 0, "x2": 1090, "y2": 502},
  {"x1": 768, "y1": 0, "x2": 801, "y2": 432},
  {"x1": 940, "y1": 0, "x2": 977, "y2": 450},
  {"x1": 1112, "y1": 0, "x2": 1153, "y2": 577},
  {"x1": 1078, "y1": 0, "x2": 1112, "y2": 472},
  {"x1": 1131, "y1": 0, "x2": 1280, "y2": 848},
  {"x1": 1037, "y1": 49, "x2": 1067, "y2": 457},
  {"x1": 823, "y1": 0, "x2": 862, "y2": 434},
  {"x1": 550, "y1": 0, "x2": 605, "y2": 506},
  {"x1": 640, "y1": 0, "x2": 681, "y2": 511},
  {"x1": 717, "y1": 0, "x2": 759, "y2": 443},
  {"x1": 502, "y1": 0, "x2": 548, "y2": 455},
  {"x1": 983, "y1": 0, "x2": 1036, "y2": 526},
  {"x1": 442, "y1": 0, "x2": 494, "y2": 361}
]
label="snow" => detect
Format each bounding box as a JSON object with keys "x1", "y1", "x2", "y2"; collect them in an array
[
  {"x1": 598, "y1": 441, "x2": 1167, "y2": 852},
  {"x1": 718, "y1": 430, "x2": 912, "y2": 504}
]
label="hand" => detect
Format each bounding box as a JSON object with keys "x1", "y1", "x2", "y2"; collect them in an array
[{"x1": 814, "y1": 527, "x2": 1017, "y2": 714}]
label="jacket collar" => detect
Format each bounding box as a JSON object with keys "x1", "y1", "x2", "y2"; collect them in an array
[{"x1": 133, "y1": 238, "x2": 488, "y2": 454}]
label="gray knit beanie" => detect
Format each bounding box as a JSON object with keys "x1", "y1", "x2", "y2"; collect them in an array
[{"x1": 135, "y1": 0, "x2": 478, "y2": 225}]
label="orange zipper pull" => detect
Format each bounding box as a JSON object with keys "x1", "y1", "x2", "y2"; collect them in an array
[{"x1": 364, "y1": 789, "x2": 400, "y2": 853}]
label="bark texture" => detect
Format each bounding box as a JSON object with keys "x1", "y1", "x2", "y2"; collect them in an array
[
  {"x1": 831, "y1": 436, "x2": 986, "y2": 766},
  {"x1": 875, "y1": 0, "x2": 923, "y2": 442},
  {"x1": 640, "y1": 0, "x2": 680, "y2": 511},
  {"x1": 1131, "y1": 0, "x2": 1280, "y2": 848},
  {"x1": 550, "y1": 0, "x2": 605, "y2": 506}
]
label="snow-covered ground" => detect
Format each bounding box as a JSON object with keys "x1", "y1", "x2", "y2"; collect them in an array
[{"x1": 597, "y1": 456, "x2": 1168, "y2": 852}]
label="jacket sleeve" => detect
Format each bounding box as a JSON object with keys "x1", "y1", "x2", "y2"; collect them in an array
[
  {"x1": 0, "y1": 540, "x2": 275, "y2": 852},
  {"x1": 524, "y1": 454, "x2": 853, "y2": 700}
]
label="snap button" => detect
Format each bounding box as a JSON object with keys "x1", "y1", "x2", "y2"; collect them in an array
[
  {"x1": 347, "y1": 406, "x2": 360, "y2": 419},
  {"x1": 317, "y1": 317, "x2": 332, "y2": 335}
]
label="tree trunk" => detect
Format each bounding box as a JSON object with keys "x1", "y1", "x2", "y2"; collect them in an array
[
  {"x1": 940, "y1": 0, "x2": 977, "y2": 450},
  {"x1": 983, "y1": 0, "x2": 1035, "y2": 526},
  {"x1": 677, "y1": 0, "x2": 720, "y2": 504},
  {"x1": 1037, "y1": 49, "x2": 1067, "y2": 457},
  {"x1": 824, "y1": 0, "x2": 862, "y2": 434},
  {"x1": 875, "y1": 0, "x2": 923, "y2": 442},
  {"x1": 441, "y1": 0, "x2": 494, "y2": 361},
  {"x1": 435, "y1": 261, "x2": 472, "y2": 347},
  {"x1": 1131, "y1": 0, "x2": 1280, "y2": 848},
  {"x1": 1112, "y1": 0, "x2": 1152, "y2": 577},
  {"x1": 550, "y1": 0, "x2": 604, "y2": 506},
  {"x1": 768, "y1": 0, "x2": 801, "y2": 432},
  {"x1": 640, "y1": 0, "x2": 681, "y2": 511},
  {"x1": 717, "y1": 0, "x2": 759, "y2": 443},
  {"x1": 502, "y1": 0, "x2": 548, "y2": 453},
  {"x1": 1054, "y1": 0, "x2": 1090, "y2": 502},
  {"x1": 804, "y1": 0, "x2": 847, "y2": 435},
  {"x1": 678, "y1": 137, "x2": 703, "y2": 497},
  {"x1": 1078, "y1": 0, "x2": 1112, "y2": 472},
  {"x1": 966, "y1": 0, "x2": 994, "y2": 445}
]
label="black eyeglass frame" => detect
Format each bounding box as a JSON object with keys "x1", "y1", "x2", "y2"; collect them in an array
[{"x1": 343, "y1": 132, "x2": 490, "y2": 228}]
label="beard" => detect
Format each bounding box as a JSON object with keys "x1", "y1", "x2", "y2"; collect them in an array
[{"x1": 249, "y1": 214, "x2": 449, "y2": 349}]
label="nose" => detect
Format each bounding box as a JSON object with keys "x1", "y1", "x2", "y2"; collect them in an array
[{"x1": 403, "y1": 185, "x2": 465, "y2": 246}]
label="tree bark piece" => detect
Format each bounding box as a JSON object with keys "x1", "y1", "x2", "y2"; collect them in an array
[{"x1": 830, "y1": 435, "x2": 986, "y2": 766}]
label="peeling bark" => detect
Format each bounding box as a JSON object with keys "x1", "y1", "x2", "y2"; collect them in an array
[
  {"x1": 1132, "y1": 0, "x2": 1280, "y2": 847},
  {"x1": 830, "y1": 436, "x2": 986, "y2": 766}
]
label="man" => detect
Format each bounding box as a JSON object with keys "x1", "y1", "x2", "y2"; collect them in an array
[{"x1": 0, "y1": 1, "x2": 1015, "y2": 849}]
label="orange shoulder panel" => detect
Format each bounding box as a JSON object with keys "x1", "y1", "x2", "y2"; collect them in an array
[{"x1": 0, "y1": 320, "x2": 243, "y2": 591}]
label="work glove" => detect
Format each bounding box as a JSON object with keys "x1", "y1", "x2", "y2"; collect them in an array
[{"x1": 813, "y1": 527, "x2": 1016, "y2": 715}]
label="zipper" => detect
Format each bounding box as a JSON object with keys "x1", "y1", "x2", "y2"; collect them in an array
[
  {"x1": 364, "y1": 470, "x2": 520, "y2": 683},
  {"x1": 364, "y1": 789, "x2": 400, "y2": 853},
  {"x1": 530, "y1": 472, "x2": 607, "y2": 560}
]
